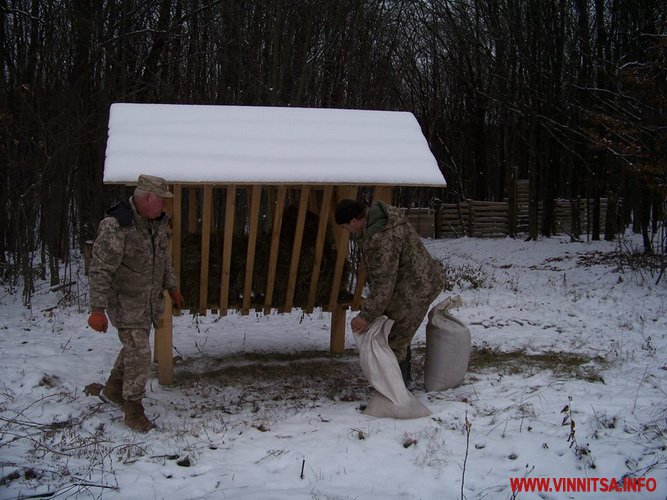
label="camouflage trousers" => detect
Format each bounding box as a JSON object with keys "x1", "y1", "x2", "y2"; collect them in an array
[
  {"x1": 107, "y1": 328, "x2": 151, "y2": 402},
  {"x1": 387, "y1": 287, "x2": 441, "y2": 362}
]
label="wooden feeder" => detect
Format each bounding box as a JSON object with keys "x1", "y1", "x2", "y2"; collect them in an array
[{"x1": 103, "y1": 103, "x2": 446, "y2": 384}]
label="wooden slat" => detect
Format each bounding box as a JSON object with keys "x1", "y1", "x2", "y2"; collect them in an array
[
  {"x1": 328, "y1": 186, "x2": 357, "y2": 311},
  {"x1": 220, "y1": 185, "x2": 236, "y2": 315},
  {"x1": 264, "y1": 186, "x2": 286, "y2": 314},
  {"x1": 198, "y1": 185, "x2": 212, "y2": 314},
  {"x1": 306, "y1": 186, "x2": 332, "y2": 313},
  {"x1": 284, "y1": 186, "x2": 311, "y2": 312},
  {"x1": 242, "y1": 185, "x2": 262, "y2": 314}
]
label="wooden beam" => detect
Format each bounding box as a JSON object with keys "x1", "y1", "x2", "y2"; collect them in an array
[
  {"x1": 264, "y1": 186, "x2": 286, "y2": 314},
  {"x1": 306, "y1": 185, "x2": 332, "y2": 313},
  {"x1": 198, "y1": 185, "x2": 212, "y2": 315},
  {"x1": 242, "y1": 185, "x2": 262, "y2": 314},
  {"x1": 220, "y1": 185, "x2": 236, "y2": 315},
  {"x1": 284, "y1": 186, "x2": 310, "y2": 312}
]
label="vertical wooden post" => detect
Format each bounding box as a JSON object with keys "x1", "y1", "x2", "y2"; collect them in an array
[
  {"x1": 330, "y1": 304, "x2": 346, "y2": 353},
  {"x1": 156, "y1": 184, "x2": 179, "y2": 385},
  {"x1": 156, "y1": 294, "x2": 173, "y2": 384},
  {"x1": 199, "y1": 185, "x2": 212, "y2": 315},
  {"x1": 328, "y1": 185, "x2": 357, "y2": 352}
]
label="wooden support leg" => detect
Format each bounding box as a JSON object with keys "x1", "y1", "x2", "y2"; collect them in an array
[
  {"x1": 330, "y1": 305, "x2": 347, "y2": 354},
  {"x1": 156, "y1": 294, "x2": 174, "y2": 385}
]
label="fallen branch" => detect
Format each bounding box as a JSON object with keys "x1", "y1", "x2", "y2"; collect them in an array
[{"x1": 6, "y1": 481, "x2": 119, "y2": 499}]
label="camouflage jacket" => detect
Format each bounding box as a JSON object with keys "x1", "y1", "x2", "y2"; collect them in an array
[
  {"x1": 359, "y1": 202, "x2": 445, "y2": 323},
  {"x1": 88, "y1": 197, "x2": 177, "y2": 329}
]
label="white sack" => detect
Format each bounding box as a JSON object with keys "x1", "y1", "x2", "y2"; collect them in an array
[
  {"x1": 353, "y1": 316, "x2": 431, "y2": 419},
  {"x1": 424, "y1": 296, "x2": 471, "y2": 392}
]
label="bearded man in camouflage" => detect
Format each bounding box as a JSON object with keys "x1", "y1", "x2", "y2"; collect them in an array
[
  {"x1": 87, "y1": 174, "x2": 184, "y2": 432},
  {"x1": 335, "y1": 199, "x2": 444, "y2": 390}
]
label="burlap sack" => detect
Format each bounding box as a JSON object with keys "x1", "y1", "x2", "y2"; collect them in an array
[
  {"x1": 353, "y1": 316, "x2": 431, "y2": 419},
  {"x1": 424, "y1": 296, "x2": 471, "y2": 392}
]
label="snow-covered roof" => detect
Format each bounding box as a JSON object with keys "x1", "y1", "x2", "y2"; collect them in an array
[{"x1": 103, "y1": 103, "x2": 446, "y2": 187}]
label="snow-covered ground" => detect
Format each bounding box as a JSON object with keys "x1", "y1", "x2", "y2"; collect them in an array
[{"x1": 1, "y1": 233, "x2": 665, "y2": 499}]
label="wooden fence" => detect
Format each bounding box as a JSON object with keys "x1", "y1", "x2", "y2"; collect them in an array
[{"x1": 405, "y1": 198, "x2": 611, "y2": 239}]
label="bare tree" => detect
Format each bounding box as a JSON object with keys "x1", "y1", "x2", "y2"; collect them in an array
[{"x1": 1, "y1": 0, "x2": 665, "y2": 303}]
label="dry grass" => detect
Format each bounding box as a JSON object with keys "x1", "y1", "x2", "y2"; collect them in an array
[
  {"x1": 171, "y1": 344, "x2": 606, "y2": 411},
  {"x1": 174, "y1": 349, "x2": 372, "y2": 407},
  {"x1": 466, "y1": 346, "x2": 606, "y2": 382}
]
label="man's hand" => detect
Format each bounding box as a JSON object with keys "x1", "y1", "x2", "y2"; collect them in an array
[
  {"x1": 351, "y1": 315, "x2": 369, "y2": 334},
  {"x1": 169, "y1": 288, "x2": 184, "y2": 309},
  {"x1": 88, "y1": 311, "x2": 108, "y2": 333}
]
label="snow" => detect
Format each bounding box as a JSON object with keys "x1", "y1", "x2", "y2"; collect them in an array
[
  {"x1": 1, "y1": 233, "x2": 666, "y2": 499},
  {"x1": 104, "y1": 104, "x2": 446, "y2": 187}
]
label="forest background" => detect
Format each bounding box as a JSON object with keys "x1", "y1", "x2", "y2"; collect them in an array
[{"x1": 1, "y1": 0, "x2": 665, "y2": 305}]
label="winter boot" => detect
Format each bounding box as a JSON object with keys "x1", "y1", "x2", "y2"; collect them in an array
[
  {"x1": 398, "y1": 346, "x2": 416, "y2": 391},
  {"x1": 99, "y1": 377, "x2": 124, "y2": 408},
  {"x1": 123, "y1": 400, "x2": 155, "y2": 432}
]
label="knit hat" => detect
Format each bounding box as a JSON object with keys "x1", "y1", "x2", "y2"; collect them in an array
[
  {"x1": 335, "y1": 199, "x2": 365, "y2": 224},
  {"x1": 137, "y1": 174, "x2": 173, "y2": 198}
]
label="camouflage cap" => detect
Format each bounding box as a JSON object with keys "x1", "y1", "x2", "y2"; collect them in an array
[{"x1": 136, "y1": 174, "x2": 173, "y2": 198}]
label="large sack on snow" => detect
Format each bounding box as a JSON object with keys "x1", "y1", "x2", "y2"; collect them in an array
[
  {"x1": 424, "y1": 296, "x2": 471, "y2": 392},
  {"x1": 354, "y1": 316, "x2": 431, "y2": 419}
]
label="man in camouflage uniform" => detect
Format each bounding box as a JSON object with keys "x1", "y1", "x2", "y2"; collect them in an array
[
  {"x1": 88, "y1": 174, "x2": 183, "y2": 432},
  {"x1": 335, "y1": 199, "x2": 445, "y2": 390}
]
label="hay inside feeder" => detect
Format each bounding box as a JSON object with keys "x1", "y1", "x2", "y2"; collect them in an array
[{"x1": 179, "y1": 205, "x2": 353, "y2": 312}]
